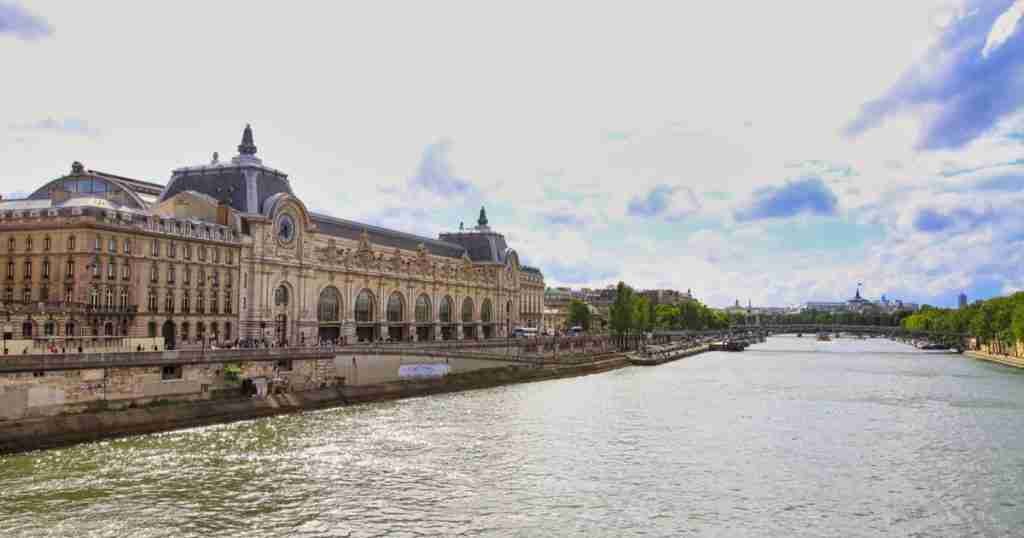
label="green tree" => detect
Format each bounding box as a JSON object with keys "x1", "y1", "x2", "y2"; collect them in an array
[
  {"x1": 654, "y1": 304, "x2": 680, "y2": 329},
  {"x1": 1012, "y1": 302, "x2": 1024, "y2": 354},
  {"x1": 567, "y1": 299, "x2": 592, "y2": 331},
  {"x1": 609, "y1": 282, "x2": 635, "y2": 336},
  {"x1": 634, "y1": 296, "x2": 651, "y2": 332}
]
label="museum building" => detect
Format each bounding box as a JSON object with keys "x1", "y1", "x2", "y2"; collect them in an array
[{"x1": 0, "y1": 126, "x2": 544, "y2": 350}]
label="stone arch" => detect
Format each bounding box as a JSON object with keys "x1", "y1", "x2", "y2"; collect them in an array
[
  {"x1": 354, "y1": 288, "x2": 376, "y2": 322},
  {"x1": 354, "y1": 288, "x2": 377, "y2": 342},
  {"x1": 481, "y1": 298, "x2": 494, "y2": 338},
  {"x1": 273, "y1": 282, "x2": 291, "y2": 307},
  {"x1": 439, "y1": 295, "x2": 454, "y2": 323},
  {"x1": 462, "y1": 297, "x2": 476, "y2": 339},
  {"x1": 386, "y1": 291, "x2": 407, "y2": 341},
  {"x1": 439, "y1": 295, "x2": 455, "y2": 340},
  {"x1": 318, "y1": 285, "x2": 343, "y2": 343},
  {"x1": 481, "y1": 298, "x2": 493, "y2": 323},
  {"x1": 415, "y1": 293, "x2": 432, "y2": 323},
  {"x1": 415, "y1": 293, "x2": 433, "y2": 341},
  {"x1": 318, "y1": 286, "x2": 342, "y2": 322},
  {"x1": 386, "y1": 291, "x2": 405, "y2": 323}
]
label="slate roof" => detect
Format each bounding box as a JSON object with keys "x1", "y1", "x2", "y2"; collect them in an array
[
  {"x1": 160, "y1": 164, "x2": 292, "y2": 215},
  {"x1": 438, "y1": 231, "x2": 509, "y2": 263},
  {"x1": 311, "y1": 213, "x2": 468, "y2": 259}
]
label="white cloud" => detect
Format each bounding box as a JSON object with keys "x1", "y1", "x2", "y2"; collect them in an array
[
  {"x1": 983, "y1": 0, "x2": 1024, "y2": 57},
  {"x1": 1, "y1": 1, "x2": 1020, "y2": 307}
]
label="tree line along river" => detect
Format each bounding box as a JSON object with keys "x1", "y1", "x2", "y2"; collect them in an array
[{"x1": 1, "y1": 336, "x2": 1023, "y2": 537}]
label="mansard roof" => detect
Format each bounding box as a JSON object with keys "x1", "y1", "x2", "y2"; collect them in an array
[
  {"x1": 159, "y1": 125, "x2": 293, "y2": 215},
  {"x1": 438, "y1": 230, "x2": 509, "y2": 263},
  {"x1": 311, "y1": 213, "x2": 468, "y2": 259}
]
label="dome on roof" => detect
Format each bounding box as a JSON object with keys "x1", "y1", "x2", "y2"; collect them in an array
[{"x1": 159, "y1": 125, "x2": 293, "y2": 214}]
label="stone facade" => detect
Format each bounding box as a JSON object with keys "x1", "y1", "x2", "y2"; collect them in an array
[
  {"x1": 0, "y1": 126, "x2": 544, "y2": 351},
  {"x1": 0, "y1": 167, "x2": 240, "y2": 351}
]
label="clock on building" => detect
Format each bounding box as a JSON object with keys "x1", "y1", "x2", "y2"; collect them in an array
[{"x1": 277, "y1": 214, "x2": 296, "y2": 244}]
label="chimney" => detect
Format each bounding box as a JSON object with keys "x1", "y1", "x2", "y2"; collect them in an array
[{"x1": 216, "y1": 200, "x2": 230, "y2": 226}]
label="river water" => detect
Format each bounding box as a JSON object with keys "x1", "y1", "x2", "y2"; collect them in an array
[{"x1": 2, "y1": 337, "x2": 1024, "y2": 537}]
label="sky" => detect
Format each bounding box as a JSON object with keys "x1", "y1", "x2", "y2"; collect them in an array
[{"x1": 3, "y1": 0, "x2": 1024, "y2": 308}]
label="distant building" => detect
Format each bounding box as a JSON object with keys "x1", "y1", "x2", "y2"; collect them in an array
[
  {"x1": 640, "y1": 288, "x2": 693, "y2": 306},
  {"x1": 958, "y1": 292, "x2": 968, "y2": 309}
]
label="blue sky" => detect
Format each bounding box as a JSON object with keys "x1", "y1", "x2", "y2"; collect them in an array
[{"x1": 4, "y1": 1, "x2": 1024, "y2": 308}]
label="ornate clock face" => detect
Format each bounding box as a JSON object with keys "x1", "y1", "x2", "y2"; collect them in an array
[{"x1": 277, "y1": 214, "x2": 296, "y2": 244}]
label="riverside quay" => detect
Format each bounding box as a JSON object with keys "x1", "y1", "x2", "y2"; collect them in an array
[{"x1": 0, "y1": 125, "x2": 545, "y2": 354}]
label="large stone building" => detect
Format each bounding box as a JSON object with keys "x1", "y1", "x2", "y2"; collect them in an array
[{"x1": 0, "y1": 126, "x2": 543, "y2": 351}]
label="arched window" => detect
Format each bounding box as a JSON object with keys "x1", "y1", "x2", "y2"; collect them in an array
[
  {"x1": 104, "y1": 322, "x2": 114, "y2": 336},
  {"x1": 387, "y1": 292, "x2": 404, "y2": 323},
  {"x1": 104, "y1": 288, "x2": 113, "y2": 308},
  {"x1": 462, "y1": 297, "x2": 474, "y2": 323},
  {"x1": 415, "y1": 294, "x2": 431, "y2": 323},
  {"x1": 481, "y1": 299, "x2": 493, "y2": 323},
  {"x1": 439, "y1": 296, "x2": 454, "y2": 323},
  {"x1": 274, "y1": 285, "x2": 289, "y2": 306},
  {"x1": 44, "y1": 321, "x2": 55, "y2": 336},
  {"x1": 66, "y1": 322, "x2": 75, "y2": 337},
  {"x1": 318, "y1": 287, "x2": 341, "y2": 322},
  {"x1": 21, "y1": 320, "x2": 33, "y2": 337},
  {"x1": 355, "y1": 289, "x2": 375, "y2": 322}
]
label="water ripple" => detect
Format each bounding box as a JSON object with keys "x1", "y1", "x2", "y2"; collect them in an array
[{"x1": 3, "y1": 338, "x2": 1024, "y2": 536}]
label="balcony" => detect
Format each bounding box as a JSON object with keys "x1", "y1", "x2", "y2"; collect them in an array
[{"x1": 0, "y1": 300, "x2": 139, "y2": 316}]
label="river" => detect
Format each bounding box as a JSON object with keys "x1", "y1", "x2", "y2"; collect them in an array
[{"x1": 2, "y1": 337, "x2": 1024, "y2": 537}]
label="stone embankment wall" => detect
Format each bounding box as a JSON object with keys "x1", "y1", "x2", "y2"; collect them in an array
[
  {"x1": 0, "y1": 355, "x2": 629, "y2": 454},
  {"x1": 0, "y1": 351, "x2": 525, "y2": 423}
]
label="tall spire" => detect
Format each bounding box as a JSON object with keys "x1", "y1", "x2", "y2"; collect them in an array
[
  {"x1": 238, "y1": 124, "x2": 257, "y2": 156},
  {"x1": 478, "y1": 206, "x2": 489, "y2": 227}
]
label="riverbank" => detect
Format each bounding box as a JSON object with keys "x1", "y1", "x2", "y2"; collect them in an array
[
  {"x1": 0, "y1": 354, "x2": 634, "y2": 454},
  {"x1": 965, "y1": 350, "x2": 1024, "y2": 369}
]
